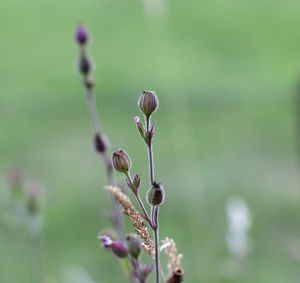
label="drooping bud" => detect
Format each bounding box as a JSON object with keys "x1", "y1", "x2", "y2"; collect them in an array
[
  {"x1": 147, "y1": 182, "x2": 164, "y2": 206},
  {"x1": 78, "y1": 53, "x2": 92, "y2": 75},
  {"x1": 75, "y1": 24, "x2": 89, "y2": 45},
  {"x1": 132, "y1": 174, "x2": 141, "y2": 193},
  {"x1": 94, "y1": 133, "x2": 108, "y2": 153},
  {"x1": 112, "y1": 149, "x2": 131, "y2": 173},
  {"x1": 126, "y1": 233, "x2": 142, "y2": 259},
  {"x1": 138, "y1": 90, "x2": 158, "y2": 118},
  {"x1": 110, "y1": 241, "x2": 129, "y2": 258},
  {"x1": 166, "y1": 268, "x2": 184, "y2": 283}
]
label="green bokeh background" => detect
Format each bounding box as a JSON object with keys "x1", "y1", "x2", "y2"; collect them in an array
[{"x1": 0, "y1": 0, "x2": 299, "y2": 282}]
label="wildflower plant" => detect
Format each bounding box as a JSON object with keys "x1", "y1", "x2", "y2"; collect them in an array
[{"x1": 75, "y1": 24, "x2": 184, "y2": 283}]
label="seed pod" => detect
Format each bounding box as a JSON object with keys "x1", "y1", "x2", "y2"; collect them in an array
[
  {"x1": 94, "y1": 133, "x2": 108, "y2": 153},
  {"x1": 110, "y1": 241, "x2": 129, "y2": 258},
  {"x1": 126, "y1": 233, "x2": 142, "y2": 259},
  {"x1": 78, "y1": 53, "x2": 92, "y2": 75},
  {"x1": 75, "y1": 24, "x2": 89, "y2": 45},
  {"x1": 138, "y1": 90, "x2": 158, "y2": 118},
  {"x1": 147, "y1": 182, "x2": 164, "y2": 206},
  {"x1": 112, "y1": 149, "x2": 131, "y2": 173}
]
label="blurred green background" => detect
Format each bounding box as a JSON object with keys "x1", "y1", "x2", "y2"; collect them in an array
[{"x1": 0, "y1": 0, "x2": 300, "y2": 282}]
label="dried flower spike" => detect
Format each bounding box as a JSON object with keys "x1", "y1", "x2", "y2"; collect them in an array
[
  {"x1": 75, "y1": 24, "x2": 89, "y2": 45},
  {"x1": 138, "y1": 90, "x2": 158, "y2": 118},
  {"x1": 105, "y1": 186, "x2": 155, "y2": 255},
  {"x1": 112, "y1": 149, "x2": 131, "y2": 173}
]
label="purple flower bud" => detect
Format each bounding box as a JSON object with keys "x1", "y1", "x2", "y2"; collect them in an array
[
  {"x1": 138, "y1": 90, "x2": 159, "y2": 118},
  {"x1": 75, "y1": 24, "x2": 89, "y2": 45},
  {"x1": 112, "y1": 149, "x2": 131, "y2": 173},
  {"x1": 147, "y1": 182, "x2": 164, "y2": 206},
  {"x1": 110, "y1": 241, "x2": 128, "y2": 258}
]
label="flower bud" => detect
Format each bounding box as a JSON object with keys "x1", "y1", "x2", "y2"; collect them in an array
[
  {"x1": 110, "y1": 241, "x2": 129, "y2": 258},
  {"x1": 132, "y1": 174, "x2": 141, "y2": 193},
  {"x1": 147, "y1": 182, "x2": 164, "y2": 206},
  {"x1": 112, "y1": 149, "x2": 131, "y2": 173},
  {"x1": 78, "y1": 53, "x2": 92, "y2": 75},
  {"x1": 126, "y1": 233, "x2": 142, "y2": 259},
  {"x1": 166, "y1": 268, "x2": 184, "y2": 283},
  {"x1": 134, "y1": 116, "x2": 145, "y2": 139},
  {"x1": 94, "y1": 133, "x2": 108, "y2": 153},
  {"x1": 75, "y1": 24, "x2": 89, "y2": 45},
  {"x1": 138, "y1": 90, "x2": 158, "y2": 118}
]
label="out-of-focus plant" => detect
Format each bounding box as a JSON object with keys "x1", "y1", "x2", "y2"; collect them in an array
[
  {"x1": 75, "y1": 25, "x2": 184, "y2": 283},
  {"x1": 7, "y1": 168, "x2": 45, "y2": 283}
]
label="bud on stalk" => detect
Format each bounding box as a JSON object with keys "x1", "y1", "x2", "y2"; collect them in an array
[
  {"x1": 138, "y1": 90, "x2": 158, "y2": 118},
  {"x1": 78, "y1": 53, "x2": 92, "y2": 75},
  {"x1": 112, "y1": 149, "x2": 131, "y2": 173},
  {"x1": 126, "y1": 233, "x2": 142, "y2": 259},
  {"x1": 110, "y1": 241, "x2": 129, "y2": 258},
  {"x1": 94, "y1": 133, "x2": 108, "y2": 153},
  {"x1": 147, "y1": 182, "x2": 164, "y2": 206},
  {"x1": 75, "y1": 24, "x2": 89, "y2": 45}
]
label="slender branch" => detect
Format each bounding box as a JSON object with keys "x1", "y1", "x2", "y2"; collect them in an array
[
  {"x1": 82, "y1": 73, "x2": 125, "y2": 242},
  {"x1": 153, "y1": 207, "x2": 160, "y2": 283},
  {"x1": 125, "y1": 172, "x2": 153, "y2": 229},
  {"x1": 146, "y1": 117, "x2": 160, "y2": 283}
]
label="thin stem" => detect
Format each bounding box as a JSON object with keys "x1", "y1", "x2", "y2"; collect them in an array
[
  {"x1": 83, "y1": 78, "x2": 125, "y2": 242},
  {"x1": 153, "y1": 206, "x2": 160, "y2": 283},
  {"x1": 146, "y1": 117, "x2": 160, "y2": 283},
  {"x1": 125, "y1": 172, "x2": 153, "y2": 229}
]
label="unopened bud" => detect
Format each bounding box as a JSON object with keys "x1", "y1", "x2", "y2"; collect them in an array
[
  {"x1": 134, "y1": 116, "x2": 145, "y2": 139},
  {"x1": 132, "y1": 174, "x2": 141, "y2": 193},
  {"x1": 75, "y1": 24, "x2": 89, "y2": 45},
  {"x1": 126, "y1": 233, "x2": 142, "y2": 259},
  {"x1": 110, "y1": 241, "x2": 128, "y2": 258},
  {"x1": 94, "y1": 133, "x2": 108, "y2": 153},
  {"x1": 166, "y1": 268, "x2": 184, "y2": 283},
  {"x1": 147, "y1": 182, "x2": 164, "y2": 206},
  {"x1": 78, "y1": 53, "x2": 92, "y2": 75},
  {"x1": 138, "y1": 90, "x2": 158, "y2": 118},
  {"x1": 112, "y1": 149, "x2": 131, "y2": 173}
]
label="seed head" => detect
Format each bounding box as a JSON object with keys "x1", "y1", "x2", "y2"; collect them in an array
[
  {"x1": 75, "y1": 24, "x2": 89, "y2": 45},
  {"x1": 138, "y1": 90, "x2": 158, "y2": 118},
  {"x1": 112, "y1": 149, "x2": 131, "y2": 173},
  {"x1": 126, "y1": 233, "x2": 142, "y2": 259},
  {"x1": 147, "y1": 182, "x2": 164, "y2": 206}
]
